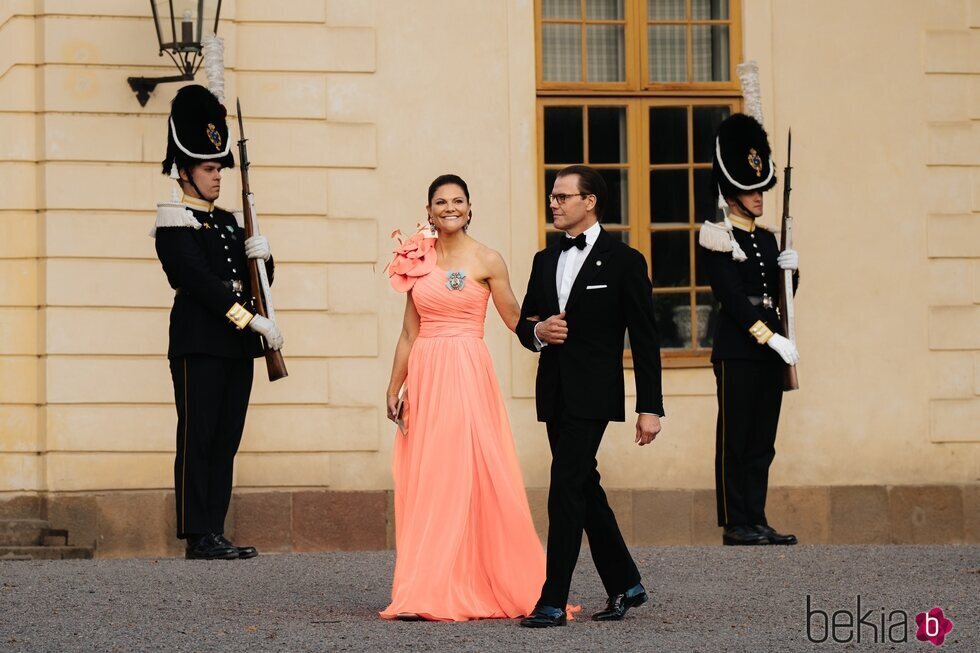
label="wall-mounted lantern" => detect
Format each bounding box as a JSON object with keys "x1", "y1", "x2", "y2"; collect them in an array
[{"x1": 128, "y1": 1, "x2": 223, "y2": 106}]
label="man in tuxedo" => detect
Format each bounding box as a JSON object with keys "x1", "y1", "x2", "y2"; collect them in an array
[{"x1": 516, "y1": 165, "x2": 665, "y2": 627}]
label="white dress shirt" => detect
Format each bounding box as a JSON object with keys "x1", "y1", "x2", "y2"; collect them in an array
[
  {"x1": 533, "y1": 222, "x2": 600, "y2": 349},
  {"x1": 556, "y1": 221, "x2": 601, "y2": 312}
]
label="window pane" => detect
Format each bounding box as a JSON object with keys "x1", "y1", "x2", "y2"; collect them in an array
[
  {"x1": 545, "y1": 230, "x2": 565, "y2": 249},
  {"x1": 587, "y1": 0, "x2": 624, "y2": 20},
  {"x1": 544, "y1": 106, "x2": 584, "y2": 164},
  {"x1": 653, "y1": 292, "x2": 693, "y2": 350},
  {"x1": 605, "y1": 229, "x2": 630, "y2": 244},
  {"x1": 692, "y1": 25, "x2": 730, "y2": 81},
  {"x1": 586, "y1": 24, "x2": 625, "y2": 82},
  {"x1": 649, "y1": 107, "x2": 688, "y2": 164},
  {"x1": 597, "y1": 169, "x2": 628, "y2": 224},
  {"x1": 693, "y1": 168, "x2": 723, "y2": 224},
  {"x1": 649, "y1": 169, "x2": 689, "y2": 223},
  {"x1": 542, "y1": 0, "x2": 581, "y2": 19},
  {"x1": 543, "y1": 23, "x2": 583, "y2": 82},
  {"x1": 651, "y1": 230, "x2": 691, "y2": 287},
  {"x1": 544, "y1": 169, "x2": 560, "y2": 223},
  {"x1": 692, "y1": 0, "x2": 729, "y2": 20},
  {"x1": 588, "y1": 106, "x2": 627, "y2": 163},
  {"x1": 648, "y1": 25, "x2": 687, "y2": 82},
  {"x1": 695, "y1": 291, "x2": 720, "y2": 349},
  {"x1": 647, "y1": 0, "x2": 685, "y2": 20},
  {"x1": 692, "y1": 105, "x2": 730, "y2": 162}
]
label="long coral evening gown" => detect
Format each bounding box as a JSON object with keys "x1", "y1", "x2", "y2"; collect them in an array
[{"x1": 380, "y1": 232, "x2": 545, "y2": 621}]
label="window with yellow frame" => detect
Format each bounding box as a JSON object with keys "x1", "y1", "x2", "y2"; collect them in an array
[{"x1": 536, "y1": 0, "x2": 743, "y2": 365}]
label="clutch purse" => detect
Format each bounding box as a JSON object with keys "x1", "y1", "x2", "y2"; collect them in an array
[{"x1": 395, "y1": 389, "x2": 407, "y2": 435}]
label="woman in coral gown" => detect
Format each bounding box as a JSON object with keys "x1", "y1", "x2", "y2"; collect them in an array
[{"x1": 380, "y1": 174, "x2": 545, "y2": 621}]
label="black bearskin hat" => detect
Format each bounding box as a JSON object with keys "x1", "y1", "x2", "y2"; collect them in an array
[
  {"x1": 161, "y1": 84, "x2": 234, "y2": 174},
  {"x1": 712, "y1": 113, "x2": 776, "y2": 200}
]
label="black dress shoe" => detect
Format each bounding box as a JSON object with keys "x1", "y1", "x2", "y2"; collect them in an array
[
  {"x1": 722, "y1": 525, "x2": 769, "y2": 546},
  {"x1": 215, "y1": 534, "x2": 259, "y2": 559},
  {"x1": 754, "y1": 524, "x2": 798, "y2": 545},
  {"x1": 592, "y1": 582, "x2": 648, "y2": 621},
  {"x1": 520, "y1": 604, "x2": 566, "y2": 628},
  {"x1": 185, "y1": 533, "x2": 239, "y2": 560}
]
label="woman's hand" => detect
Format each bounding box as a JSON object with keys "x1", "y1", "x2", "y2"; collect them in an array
[{"x1": 386, "y1": 394, "x2": 400, "y2": 423}]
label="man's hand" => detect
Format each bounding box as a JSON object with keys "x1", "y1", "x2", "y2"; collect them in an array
[
  {"x1": 534, "y1": 311, "x2": 568, "y2": 345},
  {"x1": 777, "y1": 248, "x2": 798, "y2": 271},
  {"x1": 766, "y1": 333, "x2": 799, "y2": 365},
  {"x1": 248, "y1": 314, "x2": 284, "y2": 350},
  {"x1": 244, "y1": 235, "x2": 271, "y2": 262},
  {"x1": 635, "y1": 414, "x2": 662, "y2": 446}
]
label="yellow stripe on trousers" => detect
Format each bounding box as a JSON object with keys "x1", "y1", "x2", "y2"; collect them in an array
[
  {"x1": 181, "y1": 359, "x2": 188, "y2": 534},
  {"x1": 721, "y1": 360, "x2": 729, "y2": 525}
]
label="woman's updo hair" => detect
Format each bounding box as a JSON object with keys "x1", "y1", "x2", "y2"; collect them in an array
[{"x1": 427, "y1": 174, "x2": 470, "y2": 205}]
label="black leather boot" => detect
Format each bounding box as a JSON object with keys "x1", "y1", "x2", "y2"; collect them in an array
[
  {"x1": 214, "y1": 534, "x2": 258, "y2": 559},
  {"x1": 520, "y1": 604, "x2": 567, "y2": 628},
  {"x1": 722, "y1": 525, "x2": 769, "y2": 546},
  {"x1": 754, "y1": 524, "x2": 798, "y2": 545},
  {"x1": 185, "y1": 533, "x2": 239, "y2": 560},
  {"x1": 591, "y1": 582, "x2": 648, "y2": 621}
]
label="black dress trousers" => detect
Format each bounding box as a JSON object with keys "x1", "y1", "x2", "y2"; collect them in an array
[
  {"x1": 540, "y1": 389, "x2": 640, "y2": 608},
  {"x1": 170, "y1": 355, "x2": 254, "y2": 538},
  {"x1": 713, "y1": 358, "x2": 784, "y2": 527}
]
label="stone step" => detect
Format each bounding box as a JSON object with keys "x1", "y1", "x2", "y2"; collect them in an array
[
  {"x1": 0, "y1": 546, "x2": 93, "y2": 561},
  {"x1": 0, "y1": 519, "x2": 48, "y2": 546}
]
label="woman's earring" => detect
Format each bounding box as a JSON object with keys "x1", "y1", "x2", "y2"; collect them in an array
[
  {"x1": 429, "y1": 221, "x2": 437, "y2": 236},
  {"x1": 464, "y1": 212, "x2": 472, "y2": 232}
]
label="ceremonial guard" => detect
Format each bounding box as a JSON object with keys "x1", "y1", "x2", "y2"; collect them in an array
[
  {"x1": 153, "y1": 82, "x2": 283, "y2": 560},
  {"x1": 698, "y1": 113, "x2": 800, "y2": 546}
]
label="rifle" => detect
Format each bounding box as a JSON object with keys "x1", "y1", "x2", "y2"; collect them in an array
[
  {"x1": 778, "y1": 130, "x2": 799, "y2": 391},
  {"x1": 237, "y1": 98, "x2": 288, "y2": 382}
]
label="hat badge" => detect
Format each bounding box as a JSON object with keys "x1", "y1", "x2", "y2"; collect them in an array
[
  {"x1": 747, "y1": 148, "x2": 763, "y2": 177},
  {"x1": 206, "y1": 123, "x2": 223, "y2": 151}
]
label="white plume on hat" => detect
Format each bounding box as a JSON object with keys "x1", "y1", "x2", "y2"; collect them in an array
[{"x1": 201, "y1": 33, "x2": 226, "y2": 104}]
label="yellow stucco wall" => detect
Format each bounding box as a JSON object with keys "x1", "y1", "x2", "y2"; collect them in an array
[{"x1": 0, "y1": 0, "x2": 976, "y2": 501}]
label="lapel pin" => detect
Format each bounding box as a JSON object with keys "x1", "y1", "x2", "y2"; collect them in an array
[{"x1": 596, "y1": 260, "x2": 602, "y2": 266}]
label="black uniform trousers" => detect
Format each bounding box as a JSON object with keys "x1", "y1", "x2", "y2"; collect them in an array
[
  {"x1": 170, "y1": 354, "x2": 254, "y2": 539},
  {"x1": 713, "y1": 358, "x2": 783, "y2": 527},
  {"x1": 540, "y1": 389, "x2": 640, "y2": 608}
]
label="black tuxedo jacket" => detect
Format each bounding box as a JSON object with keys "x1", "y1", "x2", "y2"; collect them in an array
[
  {"x1": 517, "y1": 227, "x2": 665, "y2": 422},
  {"x1": 155, "y1": 205, "x2": 274, "y2": 360}
]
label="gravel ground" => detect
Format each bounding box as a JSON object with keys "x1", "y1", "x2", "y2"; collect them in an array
[{"x1": 1, "y1": 546, "x2": 977, "y2": 652}]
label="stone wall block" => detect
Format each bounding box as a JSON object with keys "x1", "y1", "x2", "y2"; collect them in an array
[
  {"x1": 888, "y1": 485, "x2": 964, "y2": 544},
  {"x1": 633, "y1": 489, "x2": 693, "y2": 545},
  {"x1": 292, "y1": 490, "x2": 387, "y2": 551}
]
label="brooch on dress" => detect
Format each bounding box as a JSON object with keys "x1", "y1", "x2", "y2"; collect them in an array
[{"x1": 445, "y1": 270, "x2": 466, "y2": 291}]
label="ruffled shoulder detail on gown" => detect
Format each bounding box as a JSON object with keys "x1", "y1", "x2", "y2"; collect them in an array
[{"x1": 386, "y1": 225, "x2": 437, "y2": 293}]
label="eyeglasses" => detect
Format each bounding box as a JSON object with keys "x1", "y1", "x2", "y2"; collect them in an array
[{"x1": 548, "y1": 193, "x2": 591, "y2": 205}]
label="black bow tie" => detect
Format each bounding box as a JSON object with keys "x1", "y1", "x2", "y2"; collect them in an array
[{"x1": 561, "y1": 233, "x2": 587, "y2": 251}]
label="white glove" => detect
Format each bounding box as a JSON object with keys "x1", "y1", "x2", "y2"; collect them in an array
[
  {"x1": 777, "y1": 249, "x2": 798, "y2": 271},
  {"x1": 766, "y1": 333, "x2": 799, "y2": 365},
  {"x1": 248, "y1": 314, "x2": 284, "y2": 351},
  {"x1": 244, "y1": 235, "x2": 271, "y2": 262}
]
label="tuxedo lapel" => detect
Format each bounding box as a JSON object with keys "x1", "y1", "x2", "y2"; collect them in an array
[
  {"x1": 564, "y1": 227, "x2": 612, "y2": 312},
  {"x1": 542, "y1": 243, "x2": 562, "y2": 314}
]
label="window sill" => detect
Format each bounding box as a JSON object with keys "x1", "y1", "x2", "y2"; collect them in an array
[{"x1": 624, "y1": 352, "x2": 712, "y2": 369}]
